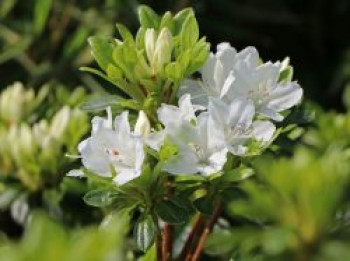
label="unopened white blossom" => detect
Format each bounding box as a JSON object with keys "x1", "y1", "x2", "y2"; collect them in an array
[{"x1": 145, "y1": 27, "x2": 173, "y2": 73}]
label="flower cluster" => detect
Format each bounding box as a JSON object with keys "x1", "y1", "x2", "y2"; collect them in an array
[{"x1": 77, "y1": 43, "x2": 303, "y2": 184}]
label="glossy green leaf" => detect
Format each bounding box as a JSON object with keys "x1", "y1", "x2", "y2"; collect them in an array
[
  {"x1": 155, "y1": 196, "x2": 190, "y2": 224},
  {"x1": 193, "y1": 196, "x2": 214, "y2": 215},
  {"x1": 134, "y1": 214, "x2": 156, "y2": 252},
  {"x1": 83, "y1": 189, "x2": 115, "y2": 207}
]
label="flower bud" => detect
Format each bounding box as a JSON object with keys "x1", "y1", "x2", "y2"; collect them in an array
[
  {"x1": 144, "y1": 28, "x2": 157, "y2": 64},
  {"x1": 153, "y1": 28, "x2": 173, "y2": 72},
  {"x1": 134, "y1": 110, "x2": 151, "y2": 137}
]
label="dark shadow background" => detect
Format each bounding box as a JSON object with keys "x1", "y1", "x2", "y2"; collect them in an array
[{"x1": 1, "y1": 0, "x2": 350, "y2": 110}]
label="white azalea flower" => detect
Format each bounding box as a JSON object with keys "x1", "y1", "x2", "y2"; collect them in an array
[
  {"x1": 78, "y1": 109, "x2": 145, "y2": 185},
  {"x1": 163, "y1": 113, "x2": 227, "y2": 176},
  {"x1": 224, "y1": 59, "x2": 303, "y2": 121},
  {"x1": 180, "y1": 43, "x2": 303, "y2": 121},
  {"x1": 146, "y1": 94, "x2": 205, "y2": 151},
  {"x1": 179, "y1": 43, "x2": 259, "y2": 106},
  {"x1": 208, "y1": 97, "x2": 276, "y2": 155}
]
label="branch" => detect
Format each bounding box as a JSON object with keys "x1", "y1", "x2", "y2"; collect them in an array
[
  {"x1": 179, "y1": 215, "x2": 204, "y2": 261},
  {"x1": 191, "y1": 201, "x2": 224, "y2": 261},
  {"x1": 162, "y1": 223, "x2": 174, "y2": 261}
]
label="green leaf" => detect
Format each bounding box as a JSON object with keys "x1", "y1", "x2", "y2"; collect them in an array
[
  {"x1": 278, "y1": 65, "x2": 294, "y2": 82},
  {"x1": 193, "y1": 196, "x2": 214, "y2": 215},
  {"x1": 187, "y1": 38, "x2": 210, "y2": 74},
  {"x1": 136, "y1": 27, "x2": 146, "y2": 50},
  {"x1": 83, "y1": 189, "x2": 115, "y2": 207},
  {"x1": 138, "y1": 5, "x2": 160, "y2": 29},
  {"x1": 155, "y1": 196, "x2": 190, "y2": 224},
  {"x1": 80, "y1": 94, "x2": 123, "y2": 112},
  {"x1": 116, "y1": 23, "x2": 135, "y2": 44},
  {"x1": 179, "y1": 13, "x2": 199, "y2": 51},
  {"x1": 173, "y1": 8, "x2": 194, "y2": 34},
  {"x1": 88, "y1": 36, "x2": 115, "y2": 71},
  {"x1": 160, "y1": 11, "x2": 174, "y2": 32},
  {"x1": 138, "y1": 245, "x2": 156, "y2": 261},
  {"x1": 165, "y1": 62, "x2": 182, "y2": 80},
  {"x1": 34, "y1": 0, "x2": 52, "y2": 35},
  {"x1": 159, "y1": 138, "x2": 178, "y2": 162},
  {"x1": 223, "y1": 166, "x2": 255, "y2": 183},
  {"x1": 134, "y1": 214, "x2": 156, "y2": 252},
  {"x1": 106, "y1": 64, "x2": 123, "y2": 82}
]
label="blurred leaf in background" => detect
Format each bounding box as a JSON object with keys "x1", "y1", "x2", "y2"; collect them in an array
[{"x1": 0, "y1": 212, "x2": 129, "y2": 261}]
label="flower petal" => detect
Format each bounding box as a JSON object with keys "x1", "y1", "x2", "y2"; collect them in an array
[
  {"x1": 163, "y1": 152, "x2": 199, "y2": 175},
  {"x1": 251, "y1": 121, "x2": 276, "y2": 143},
  {"x1": 266, "y1": 81, "x2": 303, "y2": 112}
]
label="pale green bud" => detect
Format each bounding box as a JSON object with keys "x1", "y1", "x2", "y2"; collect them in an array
[
  {"x1": 49, "y1": 106, "x2": 70, "y2": 140},
  {"x1": 153, "y1": 27, "x2": 173, "y2": 72},
  {"x1": 144, "y1": 28, "x2": 157, "y2": 64},
  {"x1": 144, "y1": 28, "x2": 173, "y2": 74}
]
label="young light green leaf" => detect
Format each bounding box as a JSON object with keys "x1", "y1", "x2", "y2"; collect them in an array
[
  {"x1": 106, "y1": 64, "x2": 123, "y2": 82},
  {"x1": 165, "y1": 62, "x2": 182, "y2": 80},
  {"x1": 80, "y1": 94, "x2": 123, "y2": 112},
  {"x1": 278, "y1": 66, "x2": 294, "y2": 83},
  {"x1": 179, "y1": 13, "x2": 199, "y2": 51},
  {"x1": 160, "y1": 11, "x2": 175, "y2": 32},
  {"x1": 138, "y1": 5, "x2": 160, "y2": 29},
  {"x1": 173, "y1": 8, "x2": 194, "y2": 34},
  {"x1": 116, "y1": 23, "x2": 135, "y2": 44},
  {"x1": 88, "y1": 36, "x2": 115, "y2": 71}
]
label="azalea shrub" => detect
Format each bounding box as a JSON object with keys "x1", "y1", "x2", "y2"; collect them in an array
[
  {"x1": 68, "y1": 5, "x2": 305, "y2": 260},
  {"x1": 0, "y1": 4, "x2": 350, "y2": 261}
]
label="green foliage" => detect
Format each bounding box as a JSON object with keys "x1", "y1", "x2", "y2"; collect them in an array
[
  {"x1": 85, "y1": 5, "x2": 209, "y2": 118},
  {"x1": 206, "y1": 147, "x2": 350, "y2": 260},
  {"x1": 0, "y1": 212, "x2": 129, "y2": 261}
]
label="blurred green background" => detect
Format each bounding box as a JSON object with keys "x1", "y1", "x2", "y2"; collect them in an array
[{"x1": 1, "y1": 0, "x2": 350, "y2": 110}]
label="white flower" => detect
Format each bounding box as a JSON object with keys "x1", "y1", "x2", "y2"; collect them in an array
[
  {"x1": 78, "y1": 108, "x2": 145, "y2": 185},
  {"x1": 180, "y1": 43, "x2": 303, "y2": 121},
  {"x1": 163, "y1": 113, "x2": 227, "y2": 176},
  {"x1": 179, "y1": 43, "x2": 259, "y2": 106},
  {"x1": 146, "y1": 94, "x2": 205, "y2": 151},
  {"x1": 208, "y1": 97, "x2": 276, "y2": 155}
]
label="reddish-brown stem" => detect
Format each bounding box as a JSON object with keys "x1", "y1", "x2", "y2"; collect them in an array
[
  {"x1": 162, "y1": 223, "x2": 174, "y2": 261},
  {"x1": 180, "y1": 215, "x2": 204, "y2": 261},
  {"x1": 191, "y1": 201, "x2": 224, "y2": 261},
  {"x1": 156, "y1": 232, "x2": 163, "y2": 261}
]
